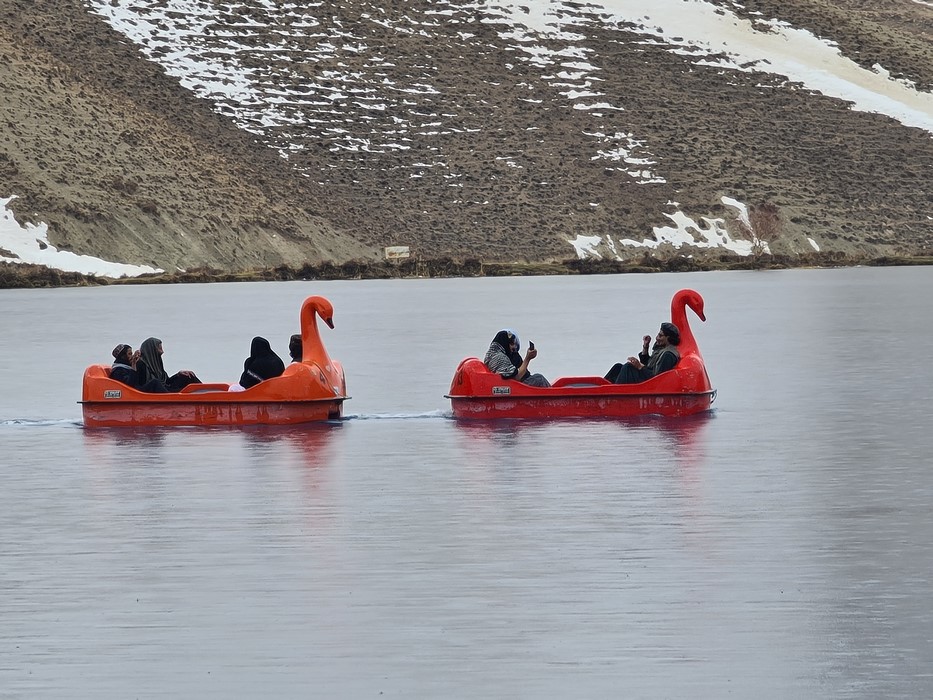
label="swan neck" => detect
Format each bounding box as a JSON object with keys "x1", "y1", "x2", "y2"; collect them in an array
[{"x1": 301, "y1": 308, "x2": 331, "y2": 367}]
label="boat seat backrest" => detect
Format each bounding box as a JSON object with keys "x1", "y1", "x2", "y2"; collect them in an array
[{"x1": 85, "y1": 364, "x2": 112, "y2": 379}]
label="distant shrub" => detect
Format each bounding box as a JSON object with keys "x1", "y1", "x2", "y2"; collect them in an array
[{"x1": 735, "y1": 202, "x2": 781, "y2": 259}]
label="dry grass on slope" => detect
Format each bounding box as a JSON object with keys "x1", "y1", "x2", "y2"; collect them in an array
[
  {"x1": 0, "y1": 0, "x2": 374, "y2": 271},
  {"x1": 2, "y1": 0, "x2": 932, "y2": 271}
]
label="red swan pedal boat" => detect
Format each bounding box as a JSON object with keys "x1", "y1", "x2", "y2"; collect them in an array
[
  {"x1": 80, "y1": 295, "x2": 348, "y2": 427},
  {"x1": 446, "y1": 288, "x2": 715, "y2": 419}
]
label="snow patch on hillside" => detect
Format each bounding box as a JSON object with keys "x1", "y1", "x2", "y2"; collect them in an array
[
  {"x1": 570, "y1": 195, "x2": 779, "y2": 259},
  {"x1": 0, "y1": 197, "x2": 162, "y2": 278}
]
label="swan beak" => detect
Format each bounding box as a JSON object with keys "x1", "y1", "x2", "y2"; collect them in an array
[{"x1": 324, "y1": 318, "x2": 335, "y2": 329}]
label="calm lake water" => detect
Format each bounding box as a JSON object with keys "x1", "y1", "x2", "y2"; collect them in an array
[{"x1": 2, "y1": 267, "x2": 932, "y2": 698}]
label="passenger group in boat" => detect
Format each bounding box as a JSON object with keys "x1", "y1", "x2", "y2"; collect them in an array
[{"x1": 110, "y1": 343, "x2": 169, "y2": 393}]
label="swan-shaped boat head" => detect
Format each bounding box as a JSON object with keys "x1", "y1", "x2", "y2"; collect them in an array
[
  {"x1": 670, "y1": 288, "x2": 706, "y2": 359},
  {"x1": 667, "y1": 288, "x2": 711, "y2": 392},
  {"x1": 297, "y1": 295, "x2": 346, "y2": 397}
]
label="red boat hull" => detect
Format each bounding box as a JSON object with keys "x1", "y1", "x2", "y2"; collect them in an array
[
  {"x1": 447, "y1": 288, "x2": 715, "y2": 420},
  {"x1": 446, "y1": 360, "x2": 714, "y2": 419}
]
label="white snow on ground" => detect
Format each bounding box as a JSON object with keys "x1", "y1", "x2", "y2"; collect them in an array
[
  {"x1": 570, "y1": 196, "x2": 779, "y2": 259},
  {"x1": 0, "y1": 197, "x2": 162, "y2": 278},
  {"x1": 490, "y1": 0, "x2": 933, "y2": 134}
]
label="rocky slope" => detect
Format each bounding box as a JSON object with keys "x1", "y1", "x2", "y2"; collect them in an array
[
  {"x1": 1, "y1": 0, "x2": 931, "y2": 272},
  {"x1": 1, "y1": 0, "x2": 372, "y2": 271}
]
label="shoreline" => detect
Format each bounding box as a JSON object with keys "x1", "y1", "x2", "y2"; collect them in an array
[{"x1": 2, "y1": 253, "x2": 932, "y2": 289}]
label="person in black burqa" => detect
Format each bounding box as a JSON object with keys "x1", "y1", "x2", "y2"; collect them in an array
[
  {"x1": 109, "y1": 343, "x2": 168, "y2": 393},
  {"x1": 239, "y1": 336, "x2": 286, "y2": 389},
  {"x1": 136, "y1": 337, "x2": 201, "y2": 392},
  {"x1": 288, "y1": 333, "x2": 302, "y2": 363},
  {"x1": 604, "y1": 322, "x2": 681, "y2": 384}
]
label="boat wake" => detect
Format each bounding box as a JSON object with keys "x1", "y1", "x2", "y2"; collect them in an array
[
  {"x1": 1, "y1": 418, "x2": 83, "y2": 428},
  {"x1": 2, "y1": 413, "x2": 454, "y2": 427},
  {"x1": 345, "y1": 409, "x2": 452, "y2": 421}
]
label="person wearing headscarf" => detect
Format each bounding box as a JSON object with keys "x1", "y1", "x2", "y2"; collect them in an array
[
  {"x1": 483, "y1": 329, "x2": 550, "y2": 388},
  {"x1": 239, "y1": 336, "x2": 286, "y2": 389},
  {"x1": 504, "y1": 328, "x2": 524, "y2": 369},
  {"x1": 288, "y1": 333, "x2": 303, "y2": 363},
  {"x1": 110, "y1": 343, "x2": 169, "y2": 392},
  {"x1": 137, "y1": 337, "x2": 201, "y2": 392},
  {"x1": 605, "y1": 322, "x2": 681, "y2": 384}
]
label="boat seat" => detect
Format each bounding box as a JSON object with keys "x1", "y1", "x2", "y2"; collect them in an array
[
  {"x1": 550, "y1": 376, "x2": 611, "y2": 388},
  {"x1": 179, "y1": 383, "x2": 231, "y2": 394},
  {"x1": 85, "y1": 364, "x2": 112, "y2": 379}
]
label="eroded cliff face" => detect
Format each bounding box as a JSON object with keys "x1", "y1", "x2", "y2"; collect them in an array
[{"x1": 1, "y1": 0, "x2": 932, "y2": 272}]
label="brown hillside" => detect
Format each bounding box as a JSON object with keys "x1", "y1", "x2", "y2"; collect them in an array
[
  {"x1": 0, "y1": 0, "x2": 374, "y2": 270},
  {"x1": 1, "y1": 0, "x2": 931, "y2": 271}
]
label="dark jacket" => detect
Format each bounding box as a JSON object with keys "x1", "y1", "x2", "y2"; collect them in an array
[
  {"x1": 138, "y1": 336, "x2": 200, "y2": 391},
  {"x1": 239, "y1": 337, "x2": 286, "y2": 389},
  {"x1": 640, "y1": 345, "x2": 680, "y2": 376},
  {"x1": 606, "y1": 343, "x2": 680, "y2": 385},
  {"x1": 111, "y1": 362, "x2": 168, "y2": 393}
]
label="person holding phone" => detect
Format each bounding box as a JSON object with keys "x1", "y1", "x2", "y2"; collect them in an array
[{"x1": 483, "y1": 329, "x2": 550, "y2": 387}]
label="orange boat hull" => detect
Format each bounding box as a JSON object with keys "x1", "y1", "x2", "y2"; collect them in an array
[{"x1": 81, "y1": 363, "x2": 346, "y2": 428}]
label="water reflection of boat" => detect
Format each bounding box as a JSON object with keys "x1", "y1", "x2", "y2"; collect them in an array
[
  {"x1": 80, "y1": 296, "x2": 349, "y2": 428},
  {"x1": 446, "y1": 289, "x2": 716, "y2": 419},
  {"x1": 83, "y1": 422, "x2": 342, "y2": 459},
  {"x1": 643, "y1": 411, "x2": 714, "y2": 464},
  {"x1": 453, "y1": 411, "x2": 713, "y2": 441},
  {"x1": 82, "y1": 425, "x2": 171, "y2": 451},
  {"x1": 453, "y1": 412, "x2": 714, "y2": 469},
  {"x1": 242, "y1": 422, "x2": 342, "y2": 465}
]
